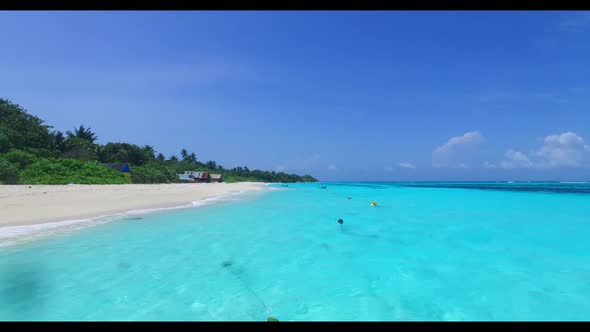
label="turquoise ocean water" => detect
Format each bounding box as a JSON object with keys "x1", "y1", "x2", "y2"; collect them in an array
[{"x1": 1, "y1": 182, "x2": 590, "y2": 321}]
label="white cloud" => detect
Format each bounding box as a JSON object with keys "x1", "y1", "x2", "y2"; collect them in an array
[
  {"x1": 533, "y1": 132, "x2": 590, "y2": 168},
  {"x1": 500, "y1": 132, "x2": 590, "y2": 169},
  {"x1": 384, "y1": 162, "x2": 416, "y2": 171},
  {"x1": 434, "y1": 131, "x2": 484, "y2": 155},
  {"x1": 500, "y1": 149, "x2": 533, "y2": 169},
  {"x1": 397, "y1": 162, "x2": 416, "y2": 169},
  {"x1": 483, "y1": 161, "x2": 497, "y2": 169},
  {"x1": 327, "y1": 164, "x2": 337, "y2": 171},
  {"x1": 432, "y1": 131, "x2": 484, "y2": 168}
]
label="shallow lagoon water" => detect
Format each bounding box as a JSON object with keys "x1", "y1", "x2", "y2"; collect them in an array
[{"x1": 1, "y1": 182, "x2": 590, "y2": 321}]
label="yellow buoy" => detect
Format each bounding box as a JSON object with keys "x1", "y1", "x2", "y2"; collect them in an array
[{"x1": 371, "y1": 201, "x2": 377, "y2": 207}]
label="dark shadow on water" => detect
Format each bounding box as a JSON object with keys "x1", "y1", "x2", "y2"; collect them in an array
[
  {"x1": 117, "y1": 262, "x2": 131, "y2": 270},
  {"x1": 0, "y1": 262, "x2": 46, "y2": 317}
]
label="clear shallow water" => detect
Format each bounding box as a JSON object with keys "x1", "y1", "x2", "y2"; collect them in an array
[{"x1": 1, "y1": 182, "x2": 590, "y2": 321}]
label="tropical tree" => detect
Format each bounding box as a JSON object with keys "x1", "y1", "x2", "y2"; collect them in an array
[
  {"x1": 180, "y1": 149, "x2": 189, "y2": 161},
  {"x1": 0, "y1": 98, "x2": 319, "y2": 184},
  {"x1": 63, "y1": 137, "x2": 98, "y2": 161},
  {"x1": 97, "y1": 142, "x2": 153, "y2": 166},
  {"x1": 205, "y1": 160, "x2": 217, "y2": 170},
  {"x1": 50, "y1": 130, "x2": 67, "y2": 152},
  {"x1": 66, "y1": 125, "x2": 98, "y2": 143},
  {"x1": 0, "y1": 98, "x2": 52, "y2": 152},
  {"x1": 142, "y1": 145, "x2": 156, "y2": 162},
  {"x1": 188, "y1": 152, "x2": 197, "y2": 163}
]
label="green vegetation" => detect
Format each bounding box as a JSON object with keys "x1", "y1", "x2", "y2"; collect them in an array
[
  {"x1": 130, "y1": 162, "x2": 178, "y2": 184},
  {"x1": 0, "y1": 98, "x2": 318, "y2": 185},
  {"x1": 20, "y1": 159, "x2": 130, "y2": 184}
]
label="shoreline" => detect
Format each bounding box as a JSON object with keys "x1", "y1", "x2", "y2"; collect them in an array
[{"x1": 0, "y1": 183, "x2": 268, "y2": 230}]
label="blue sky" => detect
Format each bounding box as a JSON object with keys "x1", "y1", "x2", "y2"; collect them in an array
[{"x1": 1, "y1": 11, "x2": 590, "y2": 181}]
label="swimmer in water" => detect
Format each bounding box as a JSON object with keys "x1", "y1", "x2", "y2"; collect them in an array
[{"x1": 337, "y1": 218, "x2": 344, "y2": 232}]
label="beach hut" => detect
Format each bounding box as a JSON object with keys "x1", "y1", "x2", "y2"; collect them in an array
[
  {"x1": 178, "y1": 174, "x2": 196, "y2": 183},
  {"x1": 210, "y1": 174, "x2": 223, "y2": 183},
  {"x1": 100, "y1": 163, "x2": 131, "y2": 173},
  {"x1": 198, "y1": 172, "x2": 210, "y2": 182},
  {"x1": 184, "y1": 171, "x2": 210, "y2": 183}
]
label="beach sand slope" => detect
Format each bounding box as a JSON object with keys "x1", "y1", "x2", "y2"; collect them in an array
[{"x1": 0, "y1": 182, "x2": 265, "y2": 228}]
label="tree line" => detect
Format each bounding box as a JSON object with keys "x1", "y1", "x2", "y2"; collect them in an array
[{"x1": 0, "y1": 99, "x2": 317, "y2": 184}]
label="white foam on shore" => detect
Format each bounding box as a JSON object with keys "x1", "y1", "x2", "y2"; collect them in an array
[{"x1": 0, "y1": 188, "x2": 261, "y2": 248}]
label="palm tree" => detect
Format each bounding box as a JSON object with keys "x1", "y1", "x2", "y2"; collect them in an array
[
  {"x1": 50, "y1": 130, "x2": 67, "y2": 152},
  {"x1": 156, "y1": 153, "x2": 166, "y2": 161},
  {"x1": 66, "y1": 125, "x2": 98, "y2": 143},
  {"x1": 95, "y1": 144, "x2": 107, "y2": 162},
  {"x1": 180, "y1": 149, "x2": 189, "y2": 161},
  {"x1": 169, "y1": 155, "x2": 179, "y2": 162},
  {"x1": 188, "y1": 152, "x2": 197, "y2": 163},
  {"x1": 143, "y1": 145, "x2": 155, "y2": 160},
  {"x1": 205, "y1": 160, "x2": 217, "y2": 170},
  {"x1": 143, "y1": 145, "x2": 155, "y2": 154}
]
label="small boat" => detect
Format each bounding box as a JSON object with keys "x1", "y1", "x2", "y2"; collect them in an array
[{"x1": 320, "y1": 185, "x2": 327, "y2": 189}]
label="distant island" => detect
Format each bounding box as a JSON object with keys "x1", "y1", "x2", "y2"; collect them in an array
[{"x1": 0, "y1": 99, "x2": 317, "y2": 185}]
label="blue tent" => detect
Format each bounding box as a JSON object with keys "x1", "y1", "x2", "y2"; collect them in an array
[
  {"x1": 119, "y1": 164, "x2": 131, "y2": 173},
  {"x1": 100, "y1": 163, "x2": 131, "y2": 173}
]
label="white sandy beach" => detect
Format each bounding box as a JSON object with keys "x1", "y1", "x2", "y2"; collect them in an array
[{"x1": 0, "y1": 182, "x2": 266, "y2": 228}]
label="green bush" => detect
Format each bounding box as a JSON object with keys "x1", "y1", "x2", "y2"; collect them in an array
[
  {"x1": 1, "y1": 149, "x2": 40, "y2": 169},
  {"x1": 20, "y1": 159, "x2": 130, "y2": 184},
  {"x1": 131, "y1": 162, "x2": 178, "y2": 184},
  {"x1": 0, "y1": 159, "x2": 20, "y2": 184},
  {"x1": 0, "y1": 132, "x2": 10, "y2": 153},
  {"x1": 23, "y1": 147, "x2": 61, "y2": 159}
]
